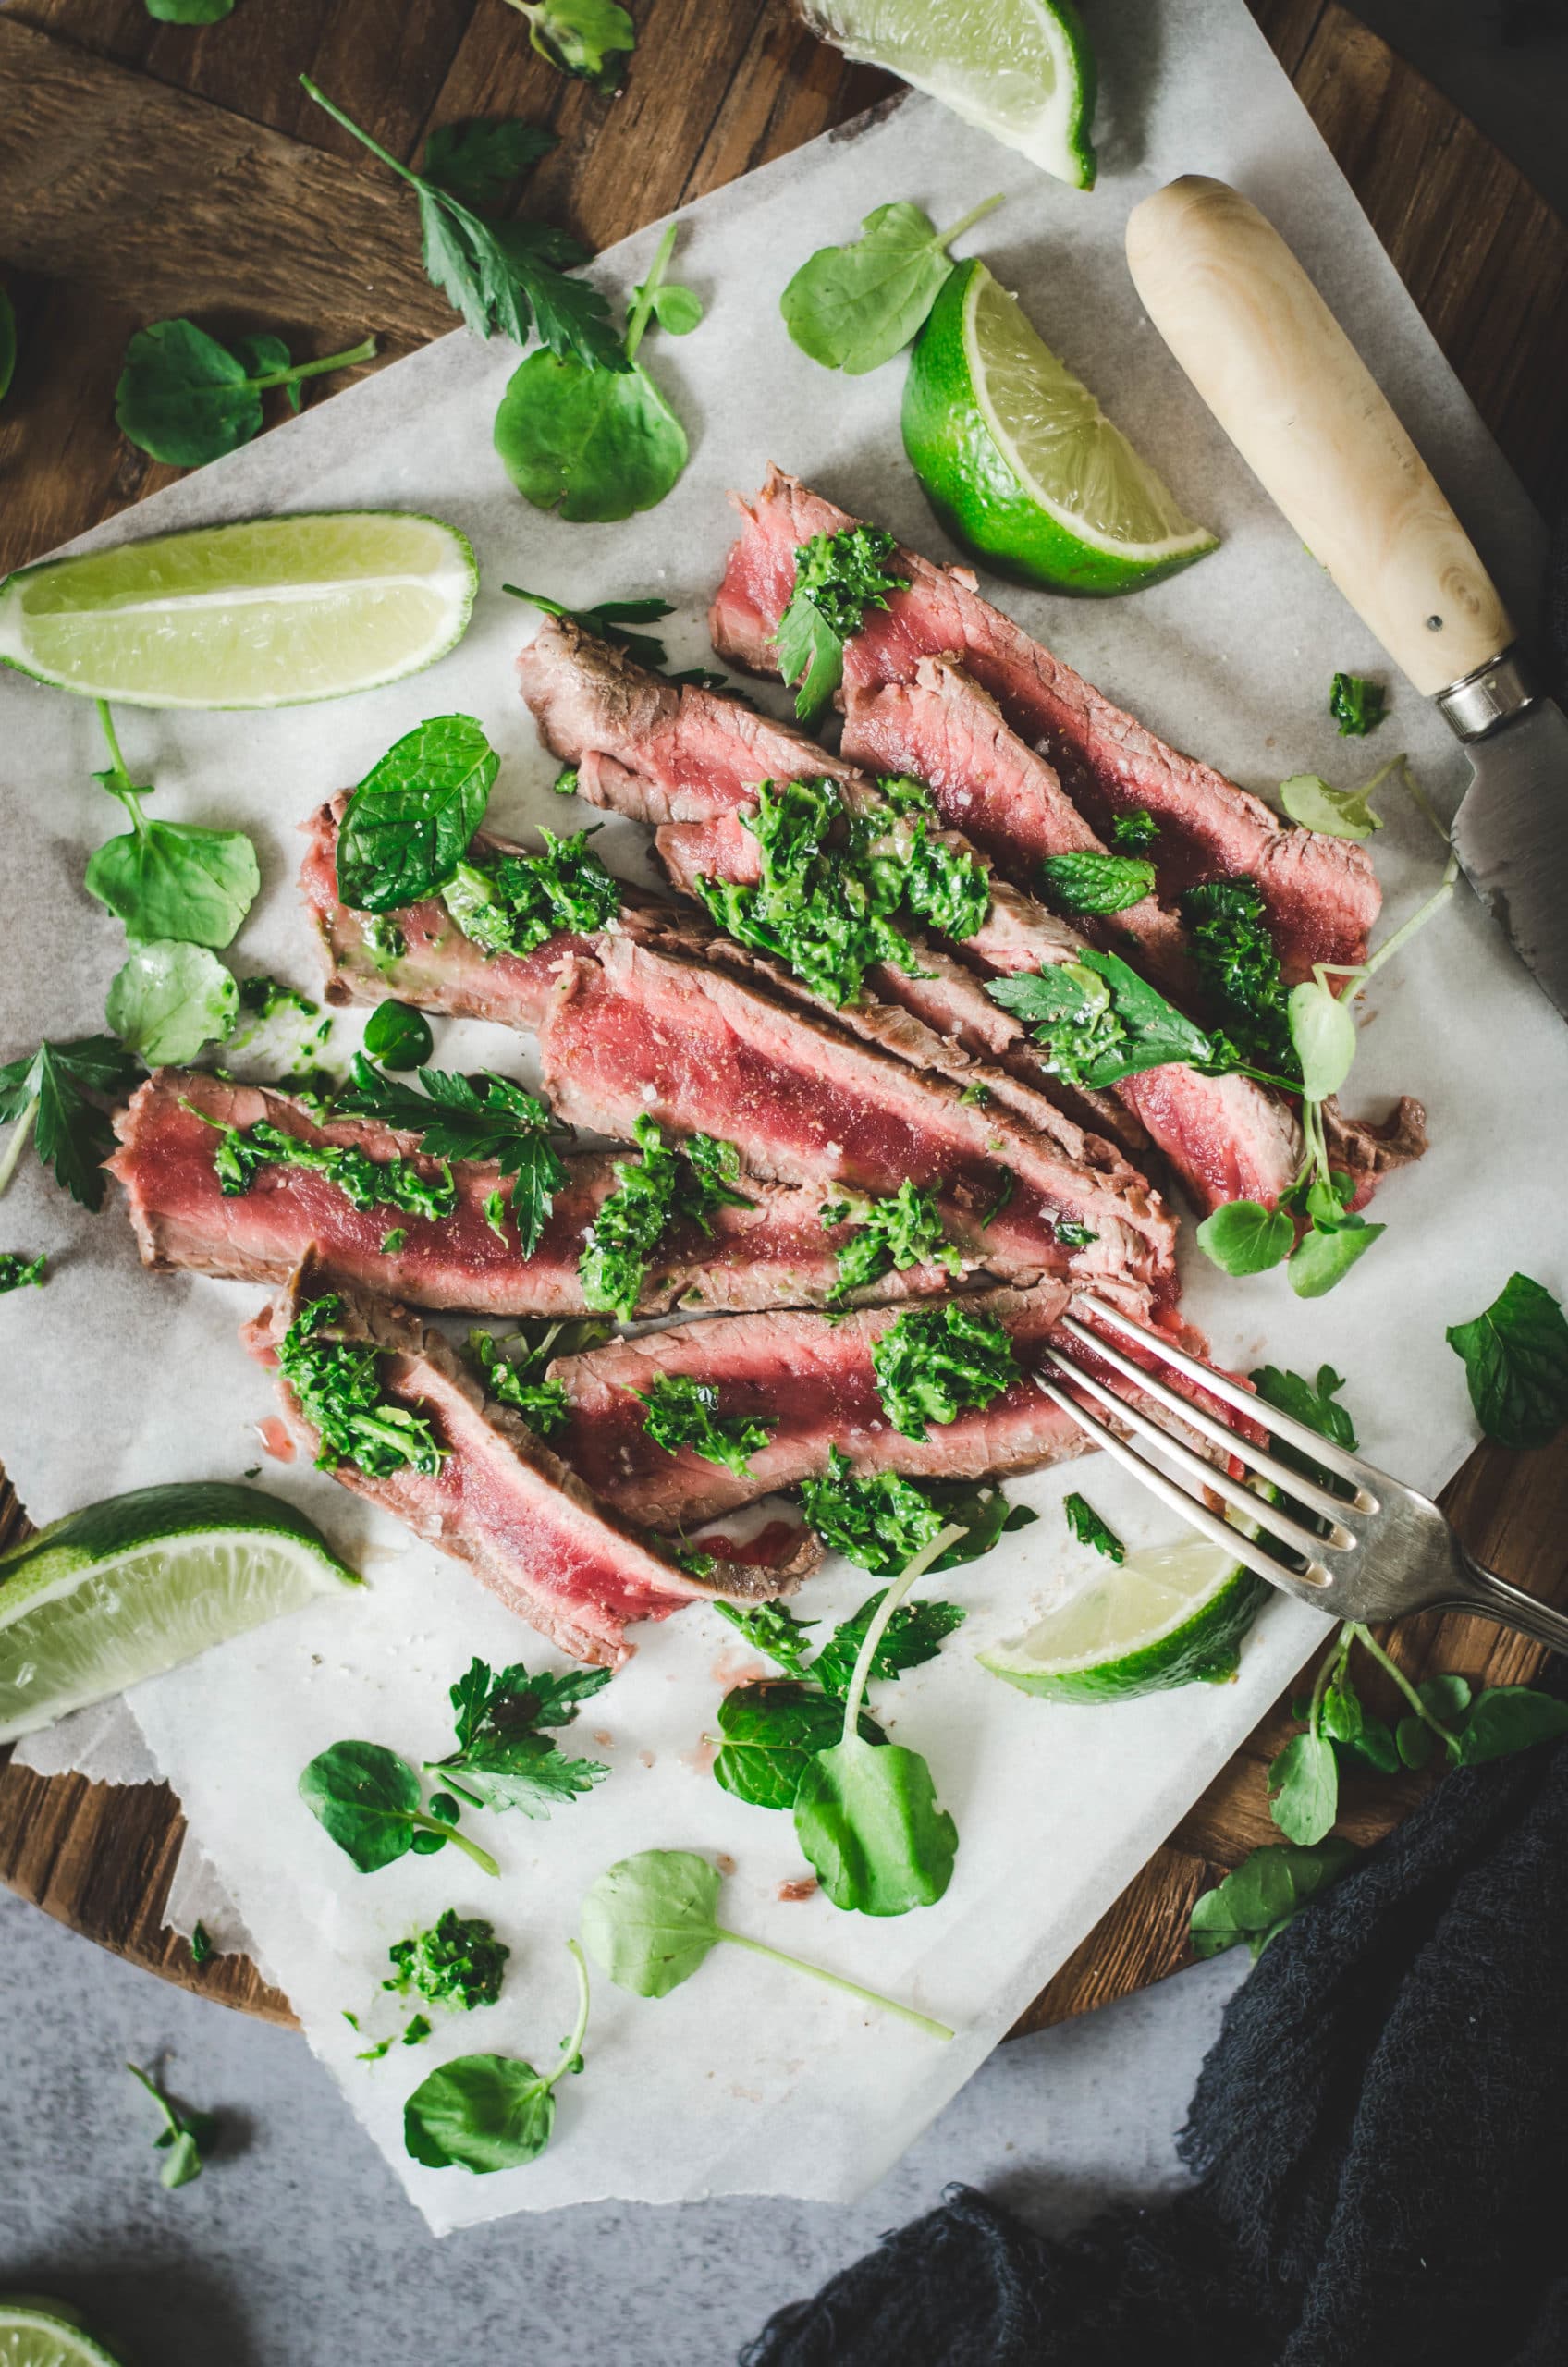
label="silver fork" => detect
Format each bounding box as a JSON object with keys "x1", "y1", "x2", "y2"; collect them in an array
[{"x1": 1034, "y1": 1294, "x2": 1568, "y2": 1652}]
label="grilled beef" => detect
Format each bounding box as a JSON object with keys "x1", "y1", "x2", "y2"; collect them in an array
[
  {"x1": 244, "y1": 1258, "x2": 810, "y2": 1666},
  {"x1": 710, "y1": 466, "x2": 1382, "y2": 983},
  {"x1": 301, "y1": 803, "x2": 1179, "y2": 1304},
  {"x1": 519, "y1": 619, "x2": 1299, "y2": 1215},
  {"x1": 547, "y1": 1279, "x2": 1237, "y2": 1531},
  {"x1": 111, "y1": 1070, "x2": 978, "y2": 1316}
]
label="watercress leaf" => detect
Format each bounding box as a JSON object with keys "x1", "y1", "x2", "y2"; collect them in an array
[
  {"x1": 1040, "y1": 852, "x2": 1158, "y2": 915},
  {"x1": 106, "y1": 940, "x2": 238, "y2": 1064},
  {"x1": 1418, "y1": 1673, "x2": 1473, "y2": 1720},
  {"x1": 494, "y1": 348, "x2": 687, "y2": 522},
  {"x1": 1396, "y1": 1715, "x2": 1434, "y2": 1770},
  {"x1": 1445, "y1": 1272, "x2": 1568, "y2": 1450},
  {"x1": 1268, "y1": 1729, "x2": 1339, "y2": 1845},
  {"x1": 422, "y1": 119, "x2": 557, "y2": 212},
  {"x1": 1288, "y1": 979, "x2": 1358, "y2": 1102},
  {"x1": 644, "y1": 280, "x2": 702, "y2": 336},
  {"x1": 1189, "y1": 1837, "x2": 1357, "y2": 1959},
  {"x1": 404, "y1": 2053, "x2": 557, "y2": 2172},
  {"x1": 1456, "y1": 1686, "x2": 1568, "y2": 1765},
  {"x1": 1338, "y1": 1718, "x2": 1400, "y2": 1776},
  {"x1": 512, "y1": 0, "x2": 637, "y2": 94},
  {"x1": 713, "y1": 1682, "x2": 885, "y2": 1812},
  {"x1": 780, "y1": 201, "x2": 980, "y2": 375},
  {"x1": 1329, "y1": 672, "x2": 1387, "y2": 737},
  {"x1": 1287, "y1": 1219, "x2": 1384, "y2": 1299},
  {"x1": 299, "y1": 1738, "x2": 423, "y2": 1871},
  {"x1": 579, "y1": 1848, "x2": 723, "y2": 1996},
  {"x1": 362, "y1": 1000, "x2": 435, "y2": 1070},
  {"x1": 811, "y1": 1594, "x2": 965, "y2": 1699},
  {"x1": 794, "y1": 1733, "x2": 958, "y2": 1915},
  {"x1": 1279, "y1": 771, "x2": 1385, "y2": 840},
  {"x1": 86, "y1": 816, "x2": 260, "y2": 949},
  {"x1": 1196, "y1": 1198, "x2": 1293, "y2": 1277},
  {"x1": 1319, "y1": 1674, "x2": 1365, "y2": 1745},
  {"x1": 115, "y1": 318, "x2": 261, "y2": 466},
  {"x1": 337, "y1": 717, "x2": 499, "y2": 912}
]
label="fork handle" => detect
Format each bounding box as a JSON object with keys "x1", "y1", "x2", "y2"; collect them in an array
[{"x1": 1440, "y1": 1554, "x2": 1568, "y2": 1657}]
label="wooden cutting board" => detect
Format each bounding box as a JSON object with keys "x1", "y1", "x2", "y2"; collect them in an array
[{"x1": 1, "y1": 0, "x2": 1565, "y2": 2032}]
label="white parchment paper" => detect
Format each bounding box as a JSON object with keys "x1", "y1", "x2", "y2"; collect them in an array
[{"x1": 3, "y1": 0, "x2": 1564, "y2": 2229}]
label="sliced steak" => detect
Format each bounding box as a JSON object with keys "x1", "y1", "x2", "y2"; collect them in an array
[
  {"x1": 111, "y1": 1070, "x2": 975, "y2": 1316},
  {"x1": 841, "y1": 656, "x2": 1194, "y2": 991},
  {"x1": 710, "y1": 466, "x2": 1382, "y2": 982},
  {"x1": 244, "y1": 1259, "x2": 808, "y2": 1667},
  {"x1": 548, "y1": 1280, "x2": 1238, "y2": 1530},
  {"x1": 302, "y1": 803, "x2": 1179, "y2": 1303}
]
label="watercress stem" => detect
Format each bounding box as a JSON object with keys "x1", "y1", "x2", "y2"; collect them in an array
[
  {"x1": 624, "y1": 219, "x2": 679, "y2": 362},
  {"x1": 1346, "y1": 1622, "x2": 1464, "y2": 1754},
  {"x1": 247, "y1": 337, "x2": 378, "y2": 392},
  {"x1": 539, "y1": 1939, "x2": 591, "y2": 2092},
  {"x1": 711, "y1": 1925, "x2": 953, "y2": 2041},
  {"x1": 96, "y1": 698, "x2": 131, "y2": 790},
  {"x1": 413, "y1": 1812, "x2": 500, "y2": 1877},
  {"x1": 838, "y1": 1522, "x2": 970, "y2": 1742},
  {"x1": 1357, "y1": 866, "x2": 1458, "y2": 987},
  {"x1": 938, "y1": 193, "x2": 1005, "y2": 246},
  {"x1": 0, "y1": 1096, "x2": 39, "y2": 1198},
  {"x1": 300, "y1": 76, "x2": 423, "y2": 190}
]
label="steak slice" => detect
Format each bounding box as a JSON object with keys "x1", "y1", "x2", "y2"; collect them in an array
[
  {"x1": 548, "y1": 1279, "x2": 1239, "y2": 1530},
  {"x1": 302, "y1": 803, "x2": 1179, "y2": 1304},
  {"x1": 110, "y1": 1070, "x2": 977, "y2": 1317},
  {"x1": 550, "y1": 1279, "x2": 1094, "y2": 1527},
  {"x1": 243, "y1": 1258, "x2": 811, "y2": 1667},
  {"x1": 710, "y1": 466, "x2": 1382, "y2": 982}
]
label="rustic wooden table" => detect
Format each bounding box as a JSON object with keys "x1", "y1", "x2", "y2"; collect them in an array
[{"x1": 1, "y1": 0, "x2": 1565, "y2": 2035}]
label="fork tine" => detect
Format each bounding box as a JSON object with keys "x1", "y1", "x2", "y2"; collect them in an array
[
  {"x1": 1076, "y1": 1294, "x2": 1376, "y2": 1498},
  {"x1": 1033, "y1": 1372, "x2": 1334, "y2": 1605},
  {"x1": 1037, "y1": 1348, "x2": 1345, "y2": 1565},
  {"x1": 1052, "y1": 1316, "x2": 1371, "y2": 1521}
]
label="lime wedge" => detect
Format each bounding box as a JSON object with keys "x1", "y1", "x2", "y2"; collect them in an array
[
  {"x1": 0, "y1": 2302, "x2": 125, "y2": 2367},
  {"x1": 799, "y1": 0, "x2": 1097, "y2": 189},
  {"x1": 0, "y1": 512, "x2": 477, "y2": 709},
  {"x1": 903, "y1": 260, "x2": 1219, "y2": 595},
  {"x1": 980, "y1": 1537, "x2": 1268, "y2": 1702},
  {"x1": 0, "y1": 1480, "x2": 359, "y2": 1741}
]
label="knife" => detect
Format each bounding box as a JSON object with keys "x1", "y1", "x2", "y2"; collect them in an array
[{"x1": 1124, "y1": 174, "x2": 1568, "y2": 1019}]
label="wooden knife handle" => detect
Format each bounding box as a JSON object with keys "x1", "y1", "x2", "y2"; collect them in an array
[{"x1": 1124, "y1": 174, "x2": 1512, "y2": 697}]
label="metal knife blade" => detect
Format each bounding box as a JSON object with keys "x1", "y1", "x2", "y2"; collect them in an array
[{"x1": 1451, "y1": 694, "x2": 1568, "y2": 1020}]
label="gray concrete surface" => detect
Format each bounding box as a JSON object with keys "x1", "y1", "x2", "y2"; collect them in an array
[{"x1": 0, "y1": 1886, "x2": 1244, "y2": 2364}]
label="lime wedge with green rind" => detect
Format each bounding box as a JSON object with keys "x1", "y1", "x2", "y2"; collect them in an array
[
  {"x1": 903, "y1": 259, "x2": 1219, "y2": 595},
  {"x1": 980, "y1": 1537, "x2": 1268, "y2": 1702},
  {"x1": 798, "y1": 0, "x2": 1097, "y2": 190},
  {"x1": 0, "y1": 1480, "x2": 359, "y2": 1741},
  {"x1": 0, "y1": 2301, "x2": 126, "y2": 2367},
  {"x1": 0, "y1": 511, "x2": 477, "y2": 709}
]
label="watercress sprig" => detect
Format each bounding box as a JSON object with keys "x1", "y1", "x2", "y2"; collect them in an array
[
  {"x1": 780, "y1": 194, "x2": 1003, "y2": 375},
  {"x1": 86, "y1": 702, "x2": 260, "y2": 949},
  {"x1": 494, "y1": 218, "x2": 700, "y2": 522},
  {"x1": 1445, "y1": 1272, "x2": 1568, "y2": 1451},
  {"x1": 127, "y1": 2061, "x2": 218, "y2": 2190},
  {"x1": 116, "y1": 319, "x2": 376, "y2": 468},
  {"x1": 580, "y1": 1848, "x2": 953, "y2": 2038},
  {"x1": 791, "y1": 1524, "x2": 965, "y2": 1915},
  {"x1": 300, "y1": 1738, "x2": 499, "y2": 1877},
  {"x1": 300, "y1": 78, "x2": 624, "y2": 367},
  {"x1": 403, "y1": 1941, "x2": 591, "y2": 2173}
]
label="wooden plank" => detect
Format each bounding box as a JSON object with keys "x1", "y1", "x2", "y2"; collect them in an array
[{"x1": 1, "y1": 0, "x2": 1565, "y2": 2034}]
